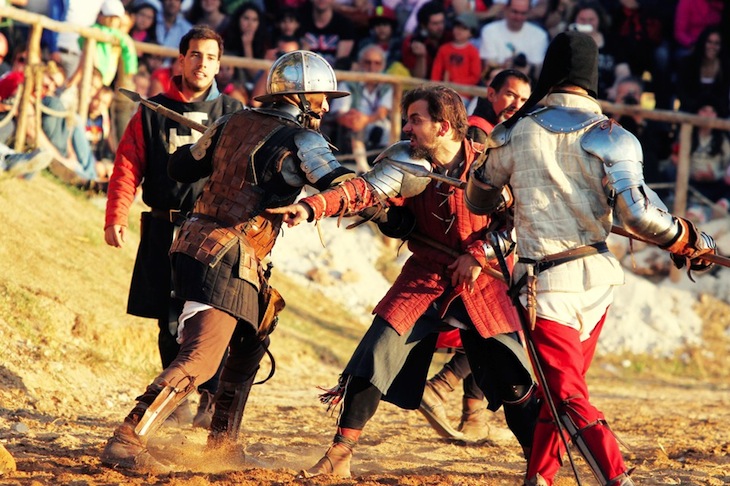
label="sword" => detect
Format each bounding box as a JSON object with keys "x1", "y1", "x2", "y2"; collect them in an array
[
  {"x1": 118, "y1": 88, "x2": 208, "y2": 134},
  {"x1": 391, "y1": 161, "x2": 730, "y2": 268}
]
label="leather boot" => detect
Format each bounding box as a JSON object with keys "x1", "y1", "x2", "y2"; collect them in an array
[
  {"x1": 457, "y1": 397, "x2": 489, "y2": 441},
  {"x1": 101, "y1": 384, "x2": 171, "y2": 473},
  {"x1": 298, "y1": 427, "x2": 359, "y2": 478},
  {"x1": 193, "y1": 390, "x2": 214, "y2": 429},
  {"x1": 417, "y1": 369, "x2": 464, "y2": 439}
]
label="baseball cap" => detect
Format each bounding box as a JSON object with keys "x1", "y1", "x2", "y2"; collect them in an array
[
  {"x1": 454, "y1": 12, "x2": 478, "y2": 33},
  {"x1": 370, "y1": 5, "x2": 397, "y2": 27},
  {"x1": 100, "y1": 0, "x2": 126, "y2": 17}
]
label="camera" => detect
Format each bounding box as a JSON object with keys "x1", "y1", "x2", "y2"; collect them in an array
[
  {"x1": 568, "y1": 23, "x2": 593, "y2": 33},
  {"x1": 622, "y1": 94, "x2": 639, "y2": 106}
]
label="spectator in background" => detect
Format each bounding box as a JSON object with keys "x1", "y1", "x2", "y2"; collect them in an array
[
  {"x1": 451, "y1": 0, "x2": 507, "y2": 27},
  {"x1": 466, "y1": 68, "x2": 531, "y2": 144},
  {"x1": 148, "y1": 55, "x2": 182, "y2": 96},
  {"x1": 332, "y1": 0, "x2": 373, "y2": 40},
  {"x1": 567, "y1": 1, "x2": 628, "y2": 101},
  {"x1": 330, "y1": 44, "x2": 393, "y2": 173},
  {"x1": 129, "y1": 2, "x2": 159, "y2": 45},
  {"x1": 430, "y1": 12, "x2": 481, "y2": 98},
  {"x1": 401, "y1": 0, "x2": 451, "y2": 79},
  {"x1": 214, "y1": 62, "x2": 249, "y2": 104},
  {"x1": 269, "y1": 7, "x2": 300, "y2": 43},
  {"x1": 542, "y1": 0, "x2": 579, "y2": 39},
  {"x1": 65, "y1": 0, "x2": 138, "y2": 93},
  {"x1": 478, "y1": 0, "x2": 549, "y2": 80},
  {"x1": 356, "y1": 6, "x2": 403, "y2": 72},
  {"x1": 186, "y1": 0, "x2": 230, "y2": 35},
  {"x1": 85, "y1": 85, "x2": 117, "y2": 181},
  {"x1": 223, "y1": 3, "x2": 270, "y2": 90},
  {"x1": 668, "y1": 96, "x2": 730, "y2": 222},
  {"x1": 605, "y1": 0, "x2": 676, "y2": 109},
  {"x1": 299, "y1": 0, "x2": 356, "y2": 68},
  {"x1": 52, "y1": 0, "x2": 106, "y2": 77},
  {"x1": 675, "y1": 25, "x2": 730, "y2": 117},
  {"x1": 608, "y1": 75, "x2": 674, "y2": 196},
  {"x1": 0, "y1": 33, "x2": 10, "y2": 77},
  {"x1": 0, "y1": 145, "x2": 54, "y2": 180},
  {"x1": 673, "y1": 0, "x2": 723, "y2": 61},
  {"x1": 156, "y1": 0, "x2": 194, "y2": 50}
]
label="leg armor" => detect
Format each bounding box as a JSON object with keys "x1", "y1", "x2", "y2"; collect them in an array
[
  {"x1": 134, "y1": 376, "x2": 197, "y2": 439},
  {"x1": 560, "y1": 405, "x2": 633, "y2": 486}
]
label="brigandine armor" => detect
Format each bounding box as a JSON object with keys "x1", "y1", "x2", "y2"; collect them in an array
[{"x1": 170, "y1": 107, "x2": 347, "y2": 290}]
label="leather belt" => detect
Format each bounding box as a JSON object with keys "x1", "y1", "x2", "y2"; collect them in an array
[
  {"x1": 518, "y1": 242, "x2": 609, "y2": 273},
  {"x1": 149, "y1": 208, "x2": 184, "y2": 224}
]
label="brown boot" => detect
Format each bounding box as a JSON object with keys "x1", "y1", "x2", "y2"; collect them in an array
[
  {"x1": 417, "y1": 370, "x2": 464, "y2": 439},
  {"x1": 524, "y1": 473, "x2": 549, "y2": 486},
  {"x1": 298, "y1": 427, "x2": 359, "y2": 478},
  {"x1": 101, "y1": 379, "x2": 194, "y2": 473},
  {"x1": 457, "y1": 397, "x2": 489, "y2": 441},
  {"x1": 101, "y1": 423, "x2": 170, "y2": 474}
]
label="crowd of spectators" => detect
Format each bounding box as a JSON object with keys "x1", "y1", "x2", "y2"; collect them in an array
[{"x1": 0, "y1": 0, "x2": 728, "y2": 219}]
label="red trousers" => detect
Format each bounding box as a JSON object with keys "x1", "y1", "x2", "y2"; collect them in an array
[{"x1": 526, "y1": 312, "x2": 627, "y2": 484}]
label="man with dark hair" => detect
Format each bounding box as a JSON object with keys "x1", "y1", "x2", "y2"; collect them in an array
[
  {"x1": 270, "y1": 85, "x2": 539, "y2": 479},
  {"x1": 418, "y1": 68, "x2": 532, "y2": 442},
  {"x1": 467, "y1": 68, "x2": 532, "y2": 144},
  {"x1": 104, "y1": 26, "x2": 243, "y2": 431},
  {"x1": 101, "y1": 49, "x2": 354, "y2": 473},
  {"x1": 401, "y1": 1, "x2": 452, "y2": 79},
  {"x1": 466, "y1": 31, "x2": 716, "y2": 486}
]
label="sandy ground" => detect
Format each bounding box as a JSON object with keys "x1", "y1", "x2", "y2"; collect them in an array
[{"x1": 1, "y1": 337, "x2": 729, "y2": 486}]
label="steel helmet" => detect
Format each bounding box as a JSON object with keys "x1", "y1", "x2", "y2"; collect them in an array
[{"x1": 254, "y1": 50, "x2": 350, "y2": 103}]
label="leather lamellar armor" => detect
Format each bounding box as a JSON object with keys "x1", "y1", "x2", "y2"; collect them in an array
[{"x1": 170, "y1": 108, "x2": 346, "y2": 290}]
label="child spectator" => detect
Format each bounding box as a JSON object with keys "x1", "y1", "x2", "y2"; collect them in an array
[
  {"x1": 86, "y1": 86, "x2": 116, "y2": 180},
  {"x1": 430, "y1": 12, "x2": 481, "y2": 96}
]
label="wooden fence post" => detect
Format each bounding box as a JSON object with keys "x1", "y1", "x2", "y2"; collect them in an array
[
  {"x1": 670, "y1": 122, "x2": 692, "y2": 282},
  {"x1": 14, "y1": 22, "x2": 43, "y2": 153}
]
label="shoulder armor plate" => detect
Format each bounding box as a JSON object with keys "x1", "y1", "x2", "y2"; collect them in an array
[
  {"x1": 581, "y1": 121, "x2": 643, "y2": 166},
  {"x1": 294, "y1": 130, "x2": 342, "y2": 185},
  {"x1": 531, "y1": 106, "x2": 606, "y2": 133}
]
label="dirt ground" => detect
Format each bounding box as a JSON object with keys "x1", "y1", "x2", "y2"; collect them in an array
[
  {"x1": 0, "y1": 177, "x2": 729, "y2": 485},
  {"x1": 1, "y1": 336, "x2": 729, "y2": 486}
]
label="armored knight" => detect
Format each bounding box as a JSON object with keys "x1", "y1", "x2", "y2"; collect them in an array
[
  {"x1": 464, "y1": 32, "x2": 716, "y2": 486},
  {"x1": 100, "y1": 50, "x2": 354, "y2": 472}
]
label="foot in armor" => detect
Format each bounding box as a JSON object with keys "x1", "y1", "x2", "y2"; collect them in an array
[
  {"x1": 193, "y1": 390, "x2": 215, "y2": 429},
  {"x1": 417, "y1": 370, "x2": 464, "y2": 440},
  {"x1": 298, "y1": 428, "x2": 359, "y2": 478},
  {"x1": 457, "y1": 397, "x2": 490, "y2": 441}
]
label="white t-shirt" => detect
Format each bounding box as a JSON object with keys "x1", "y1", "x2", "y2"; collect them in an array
[{"x1": 478, "y1": 19, "x2": 549, "y2": 67}]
